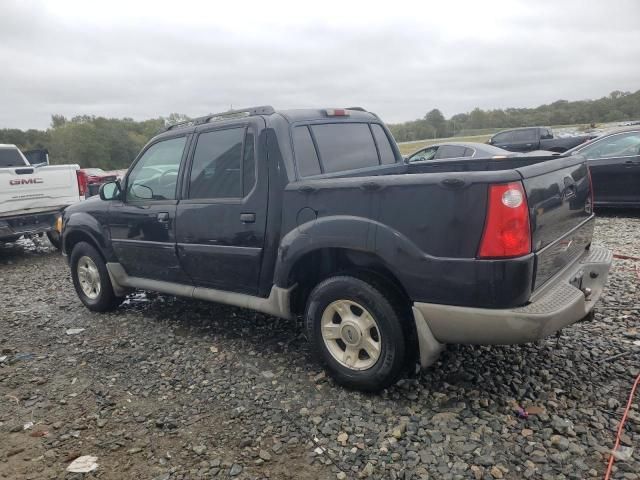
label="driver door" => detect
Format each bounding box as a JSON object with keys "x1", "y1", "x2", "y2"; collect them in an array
[{"x1": 108, "y1": 134, "x2": 192, "y2": 283}]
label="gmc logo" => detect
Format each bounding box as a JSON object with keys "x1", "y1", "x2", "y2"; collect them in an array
[{"x1": 9, "y1": 178, "x2": 43, "y2": 185}]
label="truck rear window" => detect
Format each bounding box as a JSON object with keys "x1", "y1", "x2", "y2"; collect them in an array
[{"x1": 311, "y1": 123, "x2": 379, "y2": 173}]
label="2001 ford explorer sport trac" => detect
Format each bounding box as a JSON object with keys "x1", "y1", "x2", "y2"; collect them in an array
[{"x1": 59, "y1": 106, "x2": 612, "y2": 392}]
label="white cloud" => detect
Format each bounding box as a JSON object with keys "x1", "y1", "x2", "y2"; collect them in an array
[{"x1": 1, "y1": 0, "x2": 639, "y2": 128}]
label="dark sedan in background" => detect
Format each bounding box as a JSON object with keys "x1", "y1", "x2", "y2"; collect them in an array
[
  {"x1": 488, "y1": 127, "x2": 594, "y2": 153},
  {"x1": 568, "y1": 128, "x2": 640, "y2": 207}
]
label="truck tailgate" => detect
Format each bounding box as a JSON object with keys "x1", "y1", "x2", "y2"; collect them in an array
[
  {"x1": 517, "y1": 156, "x2": 593, "y2": 289},
  {"x1": 0, "y1": 164, "x2": 81, "y2": 217}
]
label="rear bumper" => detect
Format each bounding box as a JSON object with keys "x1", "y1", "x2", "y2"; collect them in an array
[
  {"x1": 0, "y1": 209, "x2": 61, "y2": 240},
  {"x1": 413, "y1": 246, "x2": 612, "y2": 346}
]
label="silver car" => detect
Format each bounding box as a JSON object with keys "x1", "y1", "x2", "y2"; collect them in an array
[{"x1": 406, "y1": 142, "x2": 558, "y2": 163}]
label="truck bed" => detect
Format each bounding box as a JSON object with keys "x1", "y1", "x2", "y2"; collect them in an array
[{"x1": 284, "y1": 153, "x2": 593, "y2": 308}]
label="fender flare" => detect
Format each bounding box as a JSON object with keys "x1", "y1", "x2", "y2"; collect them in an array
[
  {"x1": 62, "y1": 212, "x2": 113, "y2": 260},
  {"x1": 273, "y1": 215, "x2": 427, "y2": 289}
]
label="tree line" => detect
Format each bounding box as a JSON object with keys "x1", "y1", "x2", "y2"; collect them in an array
[
  {"x1": 1, "y1": 90, "x2": 639, "y2": 169},
  {"x1": 0, "y1": 113, "x2": 188, "y2": 170},
  {"x1": 388, "y1": 89, "x2": 640, "y2": 142}
]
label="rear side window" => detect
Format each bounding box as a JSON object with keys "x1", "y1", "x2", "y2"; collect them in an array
[
  {"x1": 311, "y1": 123, "x2": 378, "y2": 173},
  {"x1": 243, "y1": 131, "x2": 256, "y2": 195},
  {"x1": 189, "y1": 128, "x2": 244, "y2": 199},
  {"x1": 435, "y1": 145, "x2": 467, "y2": 159},
  {"x1": 0, "y1": 148, "x2": 24, "y2": 167},
  {"x1": 463, "y1": 147, "x2": 475, "y2": 157},
  {"x1": 371, "y1": 124, "x2": 396, "y2": 164},
  {"x1": 292, "y1": 126, "x2": 321, "y2": 177}
]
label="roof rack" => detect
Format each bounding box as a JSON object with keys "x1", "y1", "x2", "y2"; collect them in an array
[{"x1": 163, "y1": 105, "x2": 275, "y2": 132}]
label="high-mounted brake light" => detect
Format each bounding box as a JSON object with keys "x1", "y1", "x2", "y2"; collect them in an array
[
  {"x1": 325, "y1": 108, "x2": 349, "y2": 117},
  {"x1": 478, "y1": 182, "x2": 531, "y2": 259},
  {"x1": 76, "y1": 170, "x2": 88, "y2": 199}
]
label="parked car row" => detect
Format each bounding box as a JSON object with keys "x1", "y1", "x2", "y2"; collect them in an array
[
  {"x1": 487, "y1": 126, "x2": 596, "y2": 153},
  {"x1": 406, "y1": 128, "x2": 640, "y2": 208},
  {"x1": 0, "y1": 144, "x2": 129, "y2": 248},
  {"x1": 57, "y1": 106, "x2": 612, "y2": 392},
  {"x1": 0, "y1": 144, "x2": 80, "y2": 248}
]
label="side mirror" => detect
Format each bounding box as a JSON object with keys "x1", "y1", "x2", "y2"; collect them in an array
[{"x1": 99, "y1": 180, "x2": 121, "y2": 201}]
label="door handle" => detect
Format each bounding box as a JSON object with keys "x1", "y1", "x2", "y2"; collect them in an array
[
  {"x1": 240, "y1": 213, "x2": 256, "y2": 223},
  {"x1": 297, "y1": 185, "x2": 316, "y2": 194},
  {"x1": 156, "y1": 212, "x2": 170, "y2": 223}
]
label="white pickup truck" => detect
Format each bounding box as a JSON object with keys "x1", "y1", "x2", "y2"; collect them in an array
[{"x1": 0, "y1": 144, "x2": 82, "y2": 248}]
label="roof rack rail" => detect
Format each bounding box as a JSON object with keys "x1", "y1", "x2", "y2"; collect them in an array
[
  {"x1": 346, "y1": 106, "x2": 367, "y2": 112},
  {"x1": 163, "y1": 105, "x2": 275, "y2": 132}
]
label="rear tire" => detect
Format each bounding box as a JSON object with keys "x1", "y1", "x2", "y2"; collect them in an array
[
  {"x1": 305, "y1": 275, "x2": 407, "y2": 392},
  {"x1": 70, "y1": 242, "x2": 123, "y2": 312},
  {"x1": 46, "y1": 231, "x2": 61, "y2": 250}
]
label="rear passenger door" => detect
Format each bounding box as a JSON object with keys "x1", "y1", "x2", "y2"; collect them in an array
[{"x1": 175, "y1": 120, "x2": 267, "y2": 294}]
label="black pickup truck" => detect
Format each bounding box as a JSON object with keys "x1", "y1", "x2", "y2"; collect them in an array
[
  {"x1": 59, "y1": 106, "x2": 612, "y2": 391},
  {"x1": 488, "y1": 126, "x2": 594, "y2": 153}
]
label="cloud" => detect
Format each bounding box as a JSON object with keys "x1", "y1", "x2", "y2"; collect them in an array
[{"x1": 1, "y1": 0, "x2": 639, "y2": 129}]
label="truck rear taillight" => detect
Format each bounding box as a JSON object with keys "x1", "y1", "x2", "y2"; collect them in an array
[
  {"x1": 76, "y1": 170, "x2": 88, "y2": 199},
  {"x1": 478, "y1": 182, "x2": 531, "y2": 259}
]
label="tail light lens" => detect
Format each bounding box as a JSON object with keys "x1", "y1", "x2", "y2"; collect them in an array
[
  {"x1": 76, "y1": 170, "x2": 88, "y2": 198},
  {"x1": 478, "y1": 182, "x2": 531, "y2": 258}
]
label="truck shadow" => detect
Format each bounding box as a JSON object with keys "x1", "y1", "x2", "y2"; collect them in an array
[
  {"x1": 0, "y1": 237, "x2": 59, "y2": 264},
  {"x1": 595, "y1": 207, "x2": 640, "y2": 218}
]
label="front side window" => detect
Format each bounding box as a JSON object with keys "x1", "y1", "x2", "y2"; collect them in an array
[
  {"x1": 311, "y1": 123, "x2": 379, "y2": 173},
  {"x1": 126, "y1": 136, "x2": 186, "y2": 201},
  {"x1": 189, "y1": 128, "x2": 245, "y2": 199},
  {"x1": 581, "y1": 132, "x2": 640, "y2": 160},
  {"x1": 492, "y1": 131, "x2": 512, "y2": 143}
]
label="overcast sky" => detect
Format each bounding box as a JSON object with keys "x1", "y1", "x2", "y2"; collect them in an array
[{"x1": 1, "y1": 0, "x2": 639, "y2": 129}]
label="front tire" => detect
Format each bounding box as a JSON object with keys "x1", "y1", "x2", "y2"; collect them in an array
[
  {"x1": 305, "y1": 276, "x2": 408, "y2": 392},
  {"x1": 70, "y1": 242, "x2": 123, "y2": 312}
]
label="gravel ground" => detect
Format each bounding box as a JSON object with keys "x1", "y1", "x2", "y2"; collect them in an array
[{"x1": 1, "y1": 212, "x2": 639, "y2": 480}]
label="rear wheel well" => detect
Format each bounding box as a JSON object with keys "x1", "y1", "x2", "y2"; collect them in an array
[{"x1": 288, "y1": 248, "x2": 411, "y2": 316}]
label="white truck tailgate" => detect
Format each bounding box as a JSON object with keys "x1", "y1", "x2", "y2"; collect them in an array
[{"x1": 0, "y1": 164, "x2": 81, "y2": 217}]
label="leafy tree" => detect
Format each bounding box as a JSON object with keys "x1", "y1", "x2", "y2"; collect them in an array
[{"x1": 388, "y1": 89, "x2": 640, "y2": 142}]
